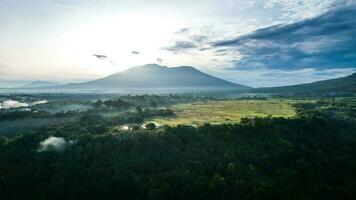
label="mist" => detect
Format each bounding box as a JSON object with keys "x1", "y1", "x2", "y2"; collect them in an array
[{"x1": 38, "y1": 136, "x2": 72, "y2": 152}]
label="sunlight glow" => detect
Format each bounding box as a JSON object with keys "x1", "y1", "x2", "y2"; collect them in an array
[{"x1": 54, "y1": 13, "x2": 182, "y2": 75}]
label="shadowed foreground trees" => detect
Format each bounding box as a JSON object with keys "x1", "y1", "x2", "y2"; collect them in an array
[{"x1": 0, "y1": 116, "x2": 355, "y2": 200}]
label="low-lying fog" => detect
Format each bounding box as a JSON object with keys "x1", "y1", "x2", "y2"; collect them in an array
[{"x1": 0, "y1": 99, "x2": 48, "y2": 109}]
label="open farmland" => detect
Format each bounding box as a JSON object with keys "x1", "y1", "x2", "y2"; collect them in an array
[{"x1": 154, "y1": 99, "x2": 297, "y2": 126}]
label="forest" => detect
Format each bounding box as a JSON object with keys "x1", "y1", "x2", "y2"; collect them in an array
[{"x1": 0, "y1": 94, "x2": 355, "y2": 199}]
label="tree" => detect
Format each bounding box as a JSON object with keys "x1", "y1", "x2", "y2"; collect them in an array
[
  {"x1": 94, "y1": 99, "x2": 103, "y2": 107},
  {"x1": 136, "y1": 106, "x2": 143, "y2": 113},
  {"x1": 131, "y1": 125, "x2": 140, "y2": 131},
  {"x1": 145, "y1": 123, "x2": 156, "y2": 130}
]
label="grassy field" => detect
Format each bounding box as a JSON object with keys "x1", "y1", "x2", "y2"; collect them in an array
[{"x1": 154, "y1": 99, "x2": 297, "y2": 126}]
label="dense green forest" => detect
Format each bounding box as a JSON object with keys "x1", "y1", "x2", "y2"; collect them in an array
[
  {"x1": 1, "y1": 94, "x2": 356, "y2": 199},
  {"x1": 1, "y1": 112, "x2": 355, "y2": 199}
]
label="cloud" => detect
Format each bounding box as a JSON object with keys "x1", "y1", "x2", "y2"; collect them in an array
[
  {"x1": 131, "y1": 51, "x2": 140, "y2": 55},
  {"x1": 163, "y1": 41, "x2": 197, "y2": 53},
  {"x1": 157, "y1": 57, "x2": 163, "y2": 64},
  {"x1": 0, "y1": 100, "x2": 29, "y2": 109},
  {"x1": 38, "y1": 136, "x2": 72, "y2": 152},
  {"x1": 263, "y1": 0, "x2": 343, "y2": 21},
  {"x1": 163, "y1": 25, "x2": 215, "y2": 54},
  {"x1": 92, "y1": 54, "x2": 107, "y2": 60},
  {"x1": 92, "y1": 54, "x2": 116, "y2": 65},
  {"x1": 0, "y1": 99, "x2": 49, "y2": 109},
  {"x1": 32, "y1": 100, "x2": 48, "y2": 105},
  {"x1": 174, "y1": 27, "x2": 191, "y2": 35},
  {"x1": 212, "y1": 5, "x2": 356, "y2": 70}
]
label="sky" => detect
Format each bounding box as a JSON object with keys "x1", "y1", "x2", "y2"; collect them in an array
[{"x1": 0, "y1": 0, "x2": 355, "y2": 87}]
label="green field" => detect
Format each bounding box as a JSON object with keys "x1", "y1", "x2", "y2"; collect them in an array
[{"x1": 154, "y1": 99, "x2": 297, "y2": 126}]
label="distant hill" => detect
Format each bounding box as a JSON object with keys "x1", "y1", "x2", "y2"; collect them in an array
[
  {"x1": 21, "y1": 81, "x2": 60, "y2": 88},
  {"x1": 254, "y1": 73, "x2": 356, "y2": 95},
  {"x1": 60, "y1": 64, "x2": 250, "y2": 91}
]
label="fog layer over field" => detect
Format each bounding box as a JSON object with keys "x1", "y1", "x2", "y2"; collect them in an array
[{"x1": 0, "y1": 99, "x2": 48, "y2": 109}]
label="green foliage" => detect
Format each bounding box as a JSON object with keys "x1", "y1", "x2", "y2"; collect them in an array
[
  {"x1": 131, "y1": 125, "x2": 141, "y2": 131},
  {"x1": 0, "y1": 116, "x2": 355, "y2": 199},
  {"x1": 293, "y1": 97, "x2": 356, "y2": 120},
  {"x1": 145, "y1": 122, "x2": 156, "y2": 130},
  {"x1": 0, "y1": 110, "x2": 51, "y2": 121},
  {"x1": 1, "y1": 94, "x2": 356, "y2": 199},
  {"x1": 97, "y1": 98, "x2": 134, "y2": 110},
  {"x1": 136, "y1": 106, "x2": 143, "y2": 113}
]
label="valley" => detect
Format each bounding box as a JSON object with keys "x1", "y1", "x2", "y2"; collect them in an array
[
  {"x1": 1, "y1": 92, "x2": 356, "y2": 199},
  {"x1": 2, "y1": 1, "x2": 356, "y2": 199},
  {"x1": 1, "y1": 92, "x2": 355, "y2": 137}
]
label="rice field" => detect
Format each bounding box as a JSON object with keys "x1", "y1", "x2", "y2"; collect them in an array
[{"x1": 154, "y1": 99, "x2": 297, "y2": 126}]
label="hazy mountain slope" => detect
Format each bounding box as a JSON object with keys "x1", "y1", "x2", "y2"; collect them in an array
[
  {"x1": 63, "y1": 64, "x2": 250, "y2": 90},
  {"x1": 21, "y1": 81, "x2": 60, "y2": 88},
  {"x1": 254, "y1": 73, "x2": 356, "y2": 95}
]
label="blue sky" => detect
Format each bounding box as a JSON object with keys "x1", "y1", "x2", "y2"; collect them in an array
[{"x1": 0, "y1": 0, "x2": 355, "y2": 87}]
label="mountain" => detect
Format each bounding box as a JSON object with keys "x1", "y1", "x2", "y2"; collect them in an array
[
  {"x1": 61, "y1": 64, "x2": 250, "y2": 91},
  {"x1": 254, "y1": 73, "x2": 356, "y2": 95},
  {"x1": 21, "y1": 81, "x2": 60, "y2": 88}
]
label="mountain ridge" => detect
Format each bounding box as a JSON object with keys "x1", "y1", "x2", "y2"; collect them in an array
[
  {"x1": 58, "y1": 64, "x2": 250, "y2": 91},
  {"x1": 18, "y1": 65, "x2": 355, "y2": 95},
  {"x1": 253, "y1": 73, "x2": 356, "y2": 95},
  {"x1": 20, "y1": 81, "x2": 60, "y2": 88}
]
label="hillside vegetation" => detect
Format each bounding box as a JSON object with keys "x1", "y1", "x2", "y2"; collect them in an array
[{"x1": 254, "y1": 73, "x2": 356, "y2": 95}]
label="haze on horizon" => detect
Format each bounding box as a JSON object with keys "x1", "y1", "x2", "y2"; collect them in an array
[{"x1": 1, "y1": 0, "x2": 356, "y2": 88}]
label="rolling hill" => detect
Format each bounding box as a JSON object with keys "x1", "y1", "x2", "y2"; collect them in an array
[
  {"x1": 60, "y1": 64, "x2": 249, "y2": 91},
  {"x1": 254, "y1": 73, "x2": 356, "y2": 95}
]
